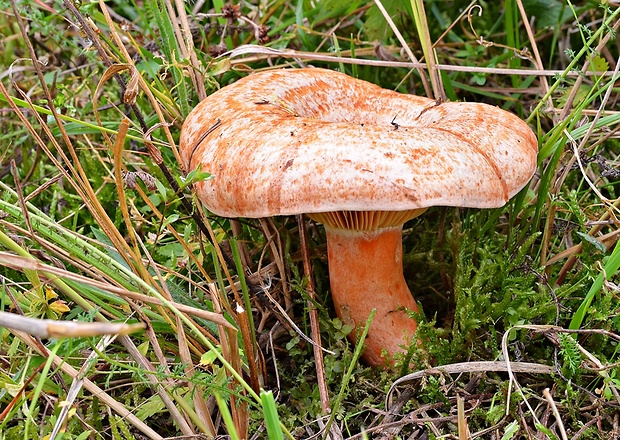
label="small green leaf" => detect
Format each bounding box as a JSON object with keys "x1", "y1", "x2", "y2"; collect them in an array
[
  {"x1": 134, "y1": 395, "x2": 166, "y2": 420},
  {"x1": 522, "y1": 0, "x2": 573, "y2": 28},
  {"x1": 76, "y1": 431, "x2": 94, "y2": 440},
  {"x1": 137, "y1": 340, "x2": 150, "y2": 356},
  {"x1": 364, "y1": 0, "x2": 410, "y2": 42},
  {"x1": 208, "y1": 57, "x2": 231, "y2": 76},
  {"x1": 500, "y1": 421, "x2": 519, "y2": 440},
  {"x1": 576, "y1": 231, "x2": 607, "y2": 253},
  {"x1": 589, "y1": 55, "x2": 609, "y2": 74},
  {"x1": 162, "y1": 214, "x2": 179, "y2": 228},
  {"x1": 182, "y1": 168, "x2": 212, "y2": 189},
  {"x1": 471, "y1": 74, "x2": 487, "y2": 86},
  {"x1": 200, "y1": 349, "x2": 219, "y2": 366},
  {"x1": 535, "y1": 423, "x2": 559, "y2": 440}
]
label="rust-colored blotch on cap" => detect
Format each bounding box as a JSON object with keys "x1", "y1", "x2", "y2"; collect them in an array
[{"x1": 179, "y1": 68, "x2": 537, "y2": 220}]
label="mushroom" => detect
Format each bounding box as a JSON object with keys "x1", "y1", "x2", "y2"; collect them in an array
[{"x1": 179, "y1": 68, "x2": 538, "y2": 367}]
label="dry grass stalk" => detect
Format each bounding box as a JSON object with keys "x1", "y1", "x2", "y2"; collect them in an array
[
  {"x1": 0, "y1": 311, "x2": 144, "y2": 338},
  {"x1": 298, "y1": 215, "x2": 330, "y2": 414}
]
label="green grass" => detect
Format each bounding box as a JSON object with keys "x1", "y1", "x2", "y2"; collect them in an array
[{"x1": 1, "y1": 0, "x2": 620, "y2": 438}]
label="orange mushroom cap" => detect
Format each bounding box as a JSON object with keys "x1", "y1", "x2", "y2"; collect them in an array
[{"x1": 180, "y1": 68, "x2": 537, "y2": 220}]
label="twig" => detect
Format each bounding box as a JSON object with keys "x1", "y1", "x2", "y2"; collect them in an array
[
  {"x1": 0, "y1": 311, "x2": 144, "y2": 338},
  {"x1": 298, "y1": 215, "x2": 331, "y2": 414},
  {"x1": 503, "y1": 328, "x2": 541, "y2": 422},
  {"x1": 224, "y1": 44, "x2": 620, "y2": 77},
  {"x1": 543, "y1": 388, "x2": 568, "y2": 440},
  {"x1": 457, "y1": 394, "x2": 469, "y2": 440},
  {"x1": 385, "y1": 360, "x2": 554, "y2": 409},
  {"x1": 571, "y1": 416, "x2": 601, "y2": 440}
]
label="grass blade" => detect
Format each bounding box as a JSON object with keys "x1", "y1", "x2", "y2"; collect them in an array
[{"x1": 261, "y1": 390, "x2": 284, "y2": 440}]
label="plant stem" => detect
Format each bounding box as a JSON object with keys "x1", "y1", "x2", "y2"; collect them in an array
[{"x1": 325, "y1": 226, "x2": 418, "y2": 366}]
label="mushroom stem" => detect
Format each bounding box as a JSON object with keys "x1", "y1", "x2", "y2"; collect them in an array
[{"x1": 324, "y1": 226, "x2": 418, "y2": 366}]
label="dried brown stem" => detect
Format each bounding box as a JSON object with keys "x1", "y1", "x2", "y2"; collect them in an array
[{"x1": 298, "y1": 215, "x2": 331, "y2": 414}]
